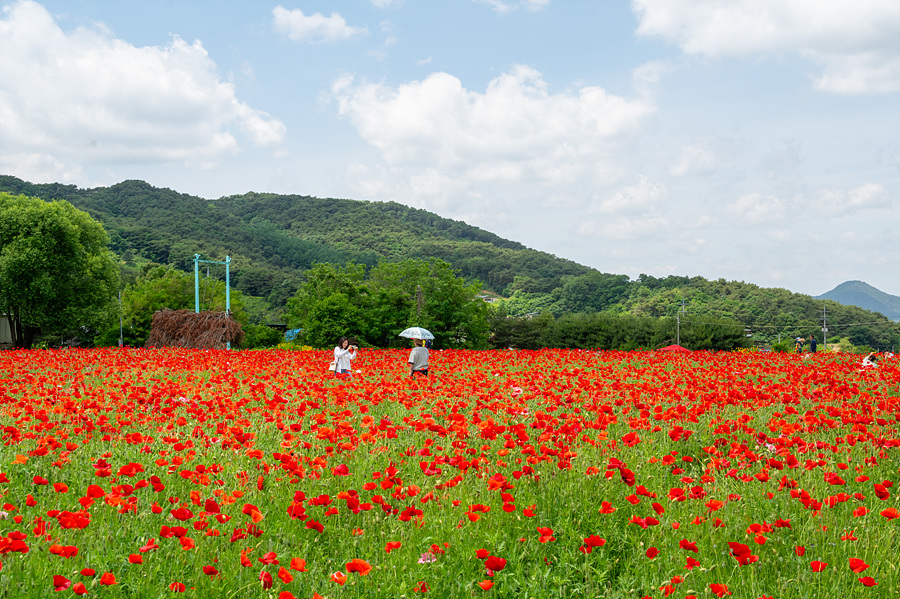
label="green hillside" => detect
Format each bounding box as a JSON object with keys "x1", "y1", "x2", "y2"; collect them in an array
[{"x1": 0, "y1": 176, "x2": 591, "y2": 300}]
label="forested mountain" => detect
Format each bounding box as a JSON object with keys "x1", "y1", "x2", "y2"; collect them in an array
[
  {"x1": 0, "y1": 176, "x2": 590, "y2": 300},
  {"x1": 815, "y1": 281, "x2": 900, "y2": 321},
  {"x1": 2, "y1": 175, "x2": 896, "y2": 350}
]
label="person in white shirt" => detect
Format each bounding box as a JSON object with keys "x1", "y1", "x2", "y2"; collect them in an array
[{"x1": 333, "y1": 337, "x2": 357, "y2": 377}]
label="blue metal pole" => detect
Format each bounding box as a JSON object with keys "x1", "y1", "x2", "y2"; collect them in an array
[
  {"x1": 225, "y1": 256, "x2": 230, "y2": 315},
  {"x1": 194, "y1": 254, "x2": 200, "y2": 313}
]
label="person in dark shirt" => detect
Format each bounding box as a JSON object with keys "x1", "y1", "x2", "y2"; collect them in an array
[{"x1": 809, "y1": 335, "x2": 817, "y2": 353}]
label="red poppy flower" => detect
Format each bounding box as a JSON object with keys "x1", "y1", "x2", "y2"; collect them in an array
[
  {"x1": 795, "y1": 545, "x2": 805, "y2": 556},
  {"x1": 139, "y1": 538, "x2": 159, "y2": 553},
  {"x1": 258, "y1": 551, "x2": 279, "y2": 565},
  {"x1": 72, "y1": 582, "x2": 88, "y2": 595},
  {"x1": 169, "y1": 582, "x2": 186, "y2": 592},
  {"x1": 306, "y1": 520, "x2": 324, "y2": 533},
  {"x1": 290, "y1": 557, "x2": 308, "y2": 572},
  {"x1": 128, "y1": 554, "x2": 142, "y2": 564},
  {"x1": 727, "y1": 542, "x2": 759, "y2": 565},
  {"x1": 277, "y1": 567, "x2": 293, "y2": 583},
  {"x1": 880, "y1": 507, "x2": 899, "y2": 520},
  {"x1": 49, "y1": 544, "x2": 78, "y2": 558},
  {"x1": 484, "y1": 556, "x2": 507, "y2": 572},
  {"x1": 847, "y1": 558, "x2": 869, "y2": 573},
  {"x1": 477, "y1": 580, "x2": 494, "y2": 590},
  {"x1": 811, "y1": 561, "x2": 828, "y2": 572},
  {"x1": 259, "y1": 571, "x2": 273, "y2": 589},
  {"x1": 679, "y1": 539, "x2": 698, "y2": 553},
  {"x1": 475, "y1": 549, "x2": 490, "y2": 559},
  {"x1": 858, "y1": 576, "x2": 877, "y2": 587},
  {"x1": 99, "y1": 573, "x2": 116, "y2": 585},
  {"x1": 170, "y1": 507, "x2": 193, "y2": 521},
  {"x1": 346, "y1": 558, "x2": 372, "y2": 575},
  {"x1": 646, "y1": 547, "x2": 659, "y2": 559},
  {"x1": 53, "y1": 575, "x2": 72, "y2": 591},
  {"x1": 331, "y1": 571, "x2": 347, "y2": 586},
  {"x1": 709, "y1": 583, "x2": 732, "y2": 597}
]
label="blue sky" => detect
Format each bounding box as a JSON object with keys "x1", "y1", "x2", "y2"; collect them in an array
[{"x1": 1, "y1": 0, "x2": 898, "y2": 297}]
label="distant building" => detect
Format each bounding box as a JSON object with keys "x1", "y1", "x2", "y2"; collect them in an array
[{"x1": 476, "y1": 292, "x2": 503, "y2": 303}]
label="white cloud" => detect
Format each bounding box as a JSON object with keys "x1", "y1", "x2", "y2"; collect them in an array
[
  {"x1": 590, "y1": 176, "x2": 666, "y2": 214},
  {"x1": 577, "y1": 214, "x2": 671, "y2": 240},
  {"x1": 631, "y1": 59, "x2": 671, "y2": 98},
  {"x1": 670, "y1": 144, "x2": 716, "y2": 176},
  {"x1": 331, "y1": 65, "x2": 653, "y2": 182},
  {"x1": 371, "y1": 0, "x2": 403, "y2": 8},
  {"x1": 632, "y1": 0, "x2": 900, "y2": 94},
  {"x1": 813, "y1": 182, "x2": 890, "y2": 216},
  {"x1": 272, "y1": 5, "x2": 367, "y2": 43},
  {"x1": 475, "y1": 0, "x2": 550, "y2": 14},
  {"x1": 727, "y1": 193, "x2": 786, "y2": 224},
  {"x1": 0, "y1": 0, "x2": 285, "y2": 183}
]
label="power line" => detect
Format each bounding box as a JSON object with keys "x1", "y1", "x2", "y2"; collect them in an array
[{"x1": 678, "y1": 318, "x2": 897, "y2": 330}]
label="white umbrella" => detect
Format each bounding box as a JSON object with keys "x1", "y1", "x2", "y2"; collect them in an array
[{"x1": 399, "y1": 326, "x2": 434, "y2": 340}]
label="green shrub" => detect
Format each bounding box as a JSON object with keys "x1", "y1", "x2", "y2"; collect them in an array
[{"x1": 240, "y1": 323, "x2": 284, "y2": 349}]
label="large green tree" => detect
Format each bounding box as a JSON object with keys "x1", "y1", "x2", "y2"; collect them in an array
[
  {"x1": 285, "y1": 259, "x2": 489, "y2": 349},
  {"x1": 0, "y1": 193, "x2": 119, "y2": 348},
  {"x1": 367, "y1": 259, "x2": 489, "y2": 349}
]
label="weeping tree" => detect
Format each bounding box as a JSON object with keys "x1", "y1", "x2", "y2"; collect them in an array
[{"x1": 0, "y1": 193, "x2": 118, "y2": 348}]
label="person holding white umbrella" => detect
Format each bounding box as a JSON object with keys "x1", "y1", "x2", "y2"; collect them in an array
[
  {"x1": 399, "y1": 327, "x2": 433, "y2": 378},
  {"x1": 408, "y1": 338, "x2": 429, "y2": 377}
]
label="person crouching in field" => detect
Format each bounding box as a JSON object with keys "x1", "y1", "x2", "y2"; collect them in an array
[{"x1": 408, "y1": 339, "x2": 429, "y2": 377}]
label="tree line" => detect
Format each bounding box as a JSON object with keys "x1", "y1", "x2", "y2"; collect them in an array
[{"x1": 1, "y1": 186, "x2": 896, "y2": 352}]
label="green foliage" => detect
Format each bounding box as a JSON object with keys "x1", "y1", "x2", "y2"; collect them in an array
[
  {"x1": 286, "y1": 259, "x2": 489, "y2": 349},
  {"x1": 488, "y1": 310, "x2": 751, "y2": 351},
  {"x1": 240, "y1": 324, "x2": 285, "y2": 349},
  {"x1": 97, "y1": 264, "x2": 247, "y2": 347},
  {"x1": 0, "y1": 192, "x2": 119, "y2": 348},
  {"x1": 771, "y1": 339, "x2": 794, "y2": 353}
]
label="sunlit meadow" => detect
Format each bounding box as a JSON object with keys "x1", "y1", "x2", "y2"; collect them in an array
[{"x1": 0, "y1": 348, "x2": 897, "y2": 598}]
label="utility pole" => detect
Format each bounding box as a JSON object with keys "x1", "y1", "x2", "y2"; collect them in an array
[
  {"x1": 118, "y1": 290, "x2": 124, "y2": 347},
  {"x1": 821, "y1": 305, "x2": 828, "y2": 350},
  {"x1": 416, "y1": 285, "x2": 423, "y2": 319}
]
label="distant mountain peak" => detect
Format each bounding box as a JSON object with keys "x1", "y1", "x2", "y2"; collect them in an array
[{"x1": 815, "y1": 281, "x2": 900, "y2": 321}]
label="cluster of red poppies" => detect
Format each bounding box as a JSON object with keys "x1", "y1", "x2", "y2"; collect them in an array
[{"x1": 0, "y1": 347, "x2": 896, "y2": 597}]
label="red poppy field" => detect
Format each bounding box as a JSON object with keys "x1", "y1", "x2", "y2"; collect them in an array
[{"x1": 0, "y1": 348, "x2": 898, "y2": 598}]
